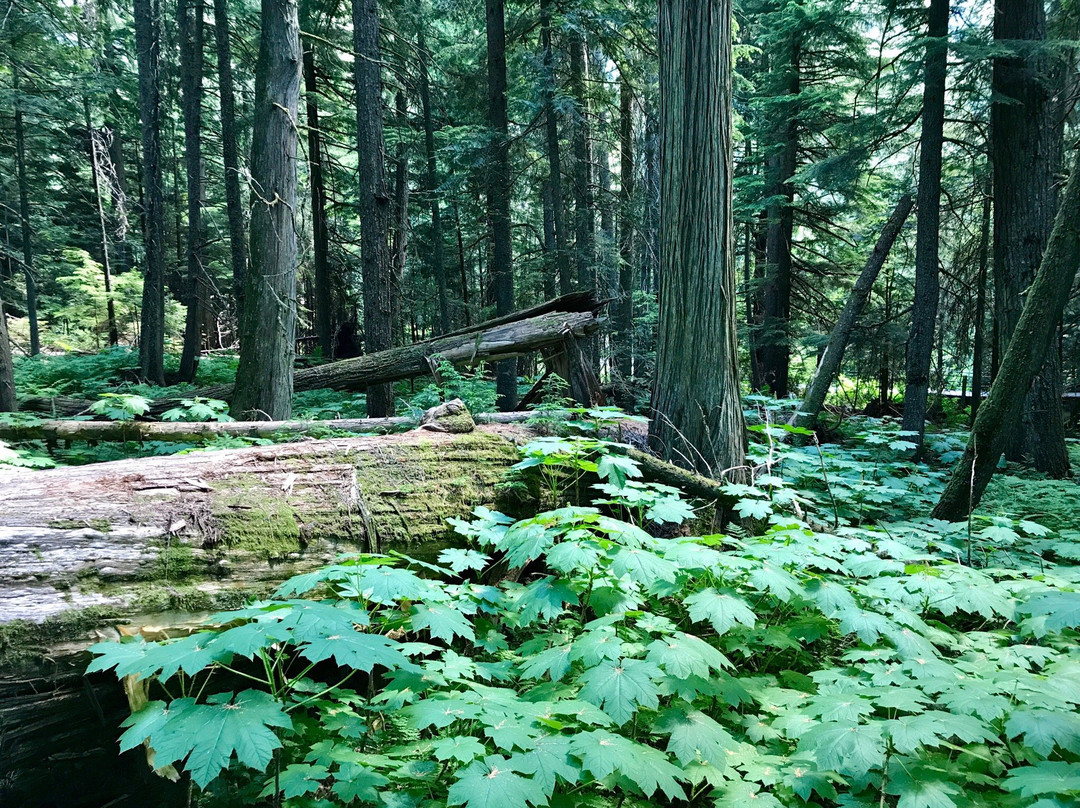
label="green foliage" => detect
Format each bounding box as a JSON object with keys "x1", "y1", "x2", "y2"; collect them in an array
[
  {"x1": 161, "y1": 398, "x2": 234, "y2": 422},
  {"x1": 88, "y1": 392, "x2": 151, "y2": 421},
  {"x1": 89, "y1": 430, "x2": 1080, "y2": 808}
]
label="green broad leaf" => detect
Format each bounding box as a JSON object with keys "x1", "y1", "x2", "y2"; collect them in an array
[
  {"x1": 207, "y1": 620, "x2": 289, "y2": 659},
  {"x1": 150, "y1": 690, "x2": 292, "y2": 788},
  {"x1": 797, "y1": 720, "x2": 885, "y2": 779},
  {"x1": 118, "y1": 700, "x2": 170, "y2": 753},
  {"x1": 135, "y1": 632, "x2": 221, "y2": 680},
  {"x1": 520, "y1": 643, "x2": 574, "y2": 682},
  {"x1": 1004, "y1": 761, "x2": 1080, "y2": 798},
  {"x1": 259, "y1": 763, "x2": 328, "y2": 799},
  {"x1": 1005, "y1": 708, "x2": 1080, "y2": 755},
  {"x1": 886, "y1": 767, "x2": 961, "y2": 808},
  {"x1": 568, "y1": 730, "x2": 685, "y2": 800},
  {"x1": 735, "y1": 498, "x2": 773, "y2": 520},
  {"x1": 331, "y1": 762, "x2": 389, "y2": 802},
  {"x1": 356, "y1": 565, "x2": 433, "y2": 605},
  {"x1": 404, "y1": 694, "x2": 484, "y2": 729},
  {"x1": 596, "y1": 453, "x2": 642, "y2": 488},
  {"x1": 781, "y1": 762, "x2": 840, "y2": 802},
  {"x1": 431, "y1": 736, "x2": 488, "y2": 763},
  {"x1": 1019, "y1": 591, "x2": 1080, "y2": 635},
  {"x1": 646, "y1": 495, "x2": 696, "y2": 525},
  {"x1": 484, "y1": 719, "x2": 541, "y2": 752},
  {"x1": 576, "y1": 658, "x2": 662, "y2": 725},
  {"x1": 87, "y1": 638, "x2": 154, "y2": 677},
  {"x1": 567, "y1": 627, "x2": 623, "y2": 666},
  {"x1": 411, "y1": 603, "x2": 475, "y2": 643},
  {"x1": 298, "y1": 631, "x2": 414, "y2": 673},
  {"x1": 685, "y1": 588, "x2": 757, "y2": 635},
  {"x1": 446, "y1": 755, "x2": 547, "y2": 808},
  {"x1": 836, "y1": 608, "x2": 894, "y2": 645},
  {"x1": 610, "y1": 546, "x2": 679, "y2": 590},
  {"x1": 545, "y1": 540, "x2": 602, "y2": 573},
  {"x1": 507, "y1": 734, "x2": 579, "y2": 795},
  {"x1": 645, "y1": 632, "x2": 731, "y2": 679},
  {"x1": 517, "y1": 577, "x2": 579, "y2": 625},
  {"x1": 655, "y1": 708, "x2": 736, "y2": 766},
  {"x1": 711, "y1": 780, "x2": 783, "y2": 808},
  {"x1": 747, "y1": 565, "x2": 803, "y2": 602},
  {"x1": 439, "y1": 548, "x2": 491, "y2": 573},
  {"x1": 804, "y1": 578, "x2": 858, "y2": 615}
]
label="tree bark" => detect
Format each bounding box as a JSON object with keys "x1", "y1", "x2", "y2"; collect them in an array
[
  {"x1": 12, "y1": 61, "x2": 39, "y2": 357},
  {"x1": 354, "y1": 0, "x2": 394, "y2": 416},
  {"x1": 134, "y1": 0, "x2": 167, "y2": 384},
  {"x1": 0, "y1": 290, "x2": 15, "y2": 412},
  {"x1": 486, "y1": 0, "x2": 517, "y2": 410},
  {"x1": 302, "y1": 2, "x2": 334, "y2": 359},
  {"x1": 231, "y1": 0, "x2": 301, "y2": 420},
  {"x1": 540, "y1": 0, "x2": 573, "y2": 296},
  {"x1": 970, "y1": 179, "x2": 990, "y2": 424},
  {"x1": 901, "y1": 0, "x2": 949, "y2": 446},
  {"x1": 568, "y1": 29, "x2": 595, "y2": 294},
  {"x1": 391, "y1": 90, "x2": 409, "y2": 348},
  {"x1": 419, "y1": 28, "x2": 451, "y2": 334},
  {"x1": 614, "y1": 72, "x2": 636, "y2": 406},
  {"x1": 84, "y1": 103, "x2": 120, "y2": 347},
  {"x1": 177, "y1": 0, "x2": 206, "y2": 383},
  {"x1": 211, "y1": 0, "x2": 248, "y2": 330},
  {"x1": 650, "y1": 0, "x2": 746, "y2": 477},
  {"x1": 933, "y1": 146, "x2": 1080, "y2": 522},
  {"x1": 992, "y1": 0, "x2": 1069, "y2": 476},
  {"x1": 759, "y1": 37, "x2": 800, "y2": 399},
  {"x1": 795, "y1": 193, "x2": 914, "y2": 430}
]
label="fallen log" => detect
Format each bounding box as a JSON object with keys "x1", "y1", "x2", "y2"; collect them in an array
[{"x1": 20, "y1": 299, "x2": 603, "y2": 417}]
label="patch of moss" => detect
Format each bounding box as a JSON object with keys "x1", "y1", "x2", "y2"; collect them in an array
[
  {"x1": 210, "y1": 474, "x2": 303, "y2": 560},
  {"x1": 151, "y1": 540, "x2": 202, "y2": 581},
  {"x1": 0, "y1": 605, "x2": 122, "y2": 670},
  {"x1": 48, "y1": 518, "x2": 112, "y2": 532}
]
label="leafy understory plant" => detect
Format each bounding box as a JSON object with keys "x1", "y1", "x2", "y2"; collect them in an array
[
  {"x1": 89, "y1": 392, "x2": 152, "y2": 421},
  {"x1": 89, "y1": 435, "x2": 1080, "y2": 808},
  {"x1": 161, "y1": 397, "x2": 234, "y2": 422}
]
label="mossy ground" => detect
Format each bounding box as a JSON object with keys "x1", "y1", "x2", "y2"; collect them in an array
[{"x1": 979, "y1": 440, "x2": 1080, "y2": 533}]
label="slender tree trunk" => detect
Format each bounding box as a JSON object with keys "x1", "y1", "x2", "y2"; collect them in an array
[
  {"x1": 795, "y1": 194, "x2": 914, "y2": 429},
  {"x1": 900, "y1": 0, "x2": 949, "y2": 446},
  {"x1": 84, "y1": 102, "x2": 120, "y2": 347},
  {"x1": 569, "y1": 30, "x2": 595, "y2": 293},
  {"x1": 231, "y1": 0, "x2": 300, "y2": 420},
  {"x1": 0, "y1": 289, "x2": 15, "y2": 412},
  {"x1": 12, "y1": 62, "x2": 39, "y2": 357},
  {"x1": 878, "y1": 263, "x2": 893, "y2": 405},
  {"x1": 640, "y1": 99, "x2": 659, "y2": 295},
  {"x1": 301, "y1": 3, "x2": 334, "y2": 359},
  {"x1": 614, "y1": 73, "x2": 636, "y2": 405},
  {"x1": 177, "y1": 0, "x2": 205, "y2": 383},
  {"x1": 650, "y1": 0, "x2": 746, "y2": 477},
  {"x1": 760, "y1": 38, "x2": 800, "y2": 399},
  {"x1": 418, "y1": 29, "x2": 451, "y2": 334},
  {"x1": 541, "y1": 181, "x2": 558, "y2": 299},
  {"x1": 540, "y1": 0, "x2": 573, "y2": 297},
  {"x1": 454, "y1": 203, "x2": 472, "y2": 326},
  {"x1": 212, "y1": 0, "x2": 248, "y2": 333},
  {"x1": 353, "y1": 0, "x2": 394, "y2": 416},
  {"x1": 933, "y1": 147, "x2": 1080, "y2": 521},
  {"x1": 134, "y1": 0, "x2": 167, "y2": 383},
  {"x1": 486, "y1": 0, "x2": 516, "y2": 410},
  {"x1": 992, "y1": 0, "x2": 1069, "y2": 476},
  {"x1": 391, "y1": 90, "x2": 409, "y2": 348},
  {"x1": 970, "y1": 179, "x2": 990, "y2": 424}
]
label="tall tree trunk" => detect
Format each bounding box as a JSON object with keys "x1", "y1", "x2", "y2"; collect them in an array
[
  {"x1": 540, "y1": 0, "x2": 573, "y2": 296},
  {"x1": 0, "y1": 289, "x2": 15, "y2": 412},
  {"x1": 133, "y1": 0, "x2": 167, "y2": 383},
  {"x1": 541, "y1": 181, "x2": 559, "y2": 299},
  {"x1": 795, "y1": 193, "x2": 914, "y2": 430},
  {"x1": 760, "y1": 38, "x2": 800, "y2": 399},
  {"x1": 454, "y1": 203, "x2": 472, "y2": 326},
  {"x1": 992, "y1": 0, "x2": 1069, "y2": 476},
  {"x1": 614, "y1": 72, "x2": 635, "y2": 405},
  {"x1": 970, "y1": 178, "x2": 990, "y2": 424},
  {"x1": 177, "y1": 0, "x2": 205, "y2": 383},
  {"x1": 353, "y1": 0, "x2": 394, "y2": 416},
  {"x1": 933, "y1": 147, "x2": 1080, "y2": 521},
  {"x1": 231, "y1": 0, "x2": 300, "y2": 420},
  {"x1": 650, "y1": 0, "x2": 746, "y2": 477},
  {"x1": 211, "y1": 0, "x2": 248, "y2": 333},
  {"x1": 301, "y1": 3, "x2": 334, "y2": 359},
  {"x1": 84, "y1": 102, "x2": 120, "y2": 347},
  {"x1": 486, "y1": 0, "x2": 517, "y2": 410},
  {"x1": 418, "y1": 30, "x2": 451, "y2": 334},
  {"x1": 12, "y1": 62, "x2": 39, "y2": 357},
  {"x1": 568, "y1": 30, "x2": 595, "y2": 293},
  {"x1": 391, "y1": 90, "x2": 409, "y2": 348},
  {"x1": 641, "y1": 97, "x2": 660, "y2": 294},
  {"x1": 900, "y1": 0, "x2": 949, "y2": 446}
]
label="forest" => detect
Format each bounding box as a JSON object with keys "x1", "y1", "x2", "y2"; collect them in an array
[{"x1": 2, "y1": 0, "x2": 1080, "y2": 805}]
